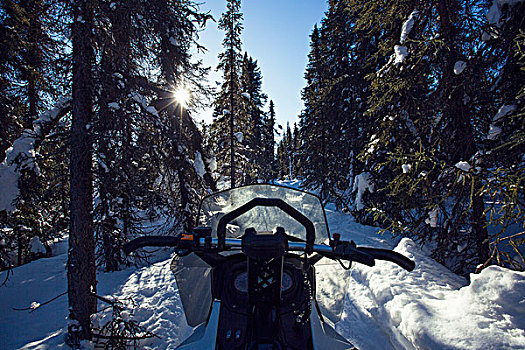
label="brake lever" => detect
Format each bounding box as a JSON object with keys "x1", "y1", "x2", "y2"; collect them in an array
[{"x1": 332, "y1": 240, "x2": 375, "y2": 267}]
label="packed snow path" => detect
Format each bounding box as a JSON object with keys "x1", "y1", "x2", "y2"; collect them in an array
[{"x1": 1, "y1": 209, "x2": 524, "y2": 349}]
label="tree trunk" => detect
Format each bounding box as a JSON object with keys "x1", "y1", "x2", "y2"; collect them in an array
[
  {"x1": 437, "y1": 0, "x2": 489, "y2": 265},
  {"x1": 472, "y1": 180, "x2": 489, "y2": 264},
  {"x1": 67, "y1": 0, "x2": 96, "y2": 342}
]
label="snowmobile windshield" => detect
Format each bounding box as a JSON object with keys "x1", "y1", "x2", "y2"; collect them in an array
[
  {"x1": 173, "y1": 184, "x2": 348, "y2": 327},
  {"x1": 197, "y1": 184, "x2": 331, "y2": 243}
]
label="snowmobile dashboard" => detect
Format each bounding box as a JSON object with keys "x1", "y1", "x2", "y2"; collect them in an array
[{"x1": 212, "y1": 254, "x2": 307, "y2": 312}]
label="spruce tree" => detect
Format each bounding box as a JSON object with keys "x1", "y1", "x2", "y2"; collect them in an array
[
  {"x1": 87, "y1": 0, "x2": 214, "y2": 270},
  {"x1": 475, "y1": 1, "x2": 525, "y2": 269},
  {"x1": 296, "y1": 0, "x2": 524, "y2": 273},
  {"x1": 292, "y1": 123, "x2": 301, "y2": 178},
  {"x1": 240, "y1": 53, "x2": 267, "y2": 181},
  {"x1": 211, "y1": 0, "x2": 244, "y2": 188},
  {"x1": 261, "y1": 100, "x2": 277, "y2": 181},
  {"x1": 299, "y1": 24, "x2": 330, "y2": 199}
]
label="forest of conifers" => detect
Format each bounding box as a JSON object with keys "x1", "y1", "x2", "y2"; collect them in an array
[{"x1": 0, "y1": 0, "x2": 523, "y2": 342}]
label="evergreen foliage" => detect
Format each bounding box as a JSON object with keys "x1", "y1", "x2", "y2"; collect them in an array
[
  {"x1": 276, "y1": 122, "x2": 300, "y2": 181},
  {"x1": 210, "y1": 0, "x2": 244, "y2": 187},
  {"x1": 0, "y1": 0, "x2": 70, "y2": 269},
  {"x1": 210, "y1": 0, "x2": 274, "y2": 186},
  {"x1": 90, "y1": 0, "x2": 215, "y2": 271},
  {"x1": 298, "y1": 0, "x2": 525, "y2": 274},
  {"x1": 261, "y1": 100, "x2": 277, "y2": 181},
  {"x1": 1, "y1": 0, "x2": 215, "y2": 338},
  {"x1": 299, "y1": 25, "x2": 329, "y2": 198}
]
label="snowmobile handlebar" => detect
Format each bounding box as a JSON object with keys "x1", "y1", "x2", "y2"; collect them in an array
[
  {"x1": 122, "y1": 235, "x2": 415, "y2": 271},
  {"x1": 122, "y1": 235, "x2": 180, "y2": 254}
]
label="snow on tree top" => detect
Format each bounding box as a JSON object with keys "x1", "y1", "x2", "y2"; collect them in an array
[
  {"x1": 33, "y1": 97, "x2": 70, "y2": 135},
  {"x1": 493, "y1": 104, "x2": 516, "y2": 122},
  {"x1": 130, "y1": 93, "x2": 159, "y2": 117},
  {"x1": 400, "y1": 10, "x2": 418, "y2": 44},
  {"x1": 108, "y1": 102, "x2": 120, "y2": 110},
  {"x1": 234, "y1": 132, "x2": 243, "y2": 142},
  {"x1": 1, "y1": 98, "x2": 70, "y2": 212},
  {"x1": 353, "y1": 172, "x2": 375, "y2": 211},
  {"x1": 425, "y1": 207, "x2": 440, "y2": 228},
  {"x1": 486, "y1": 104, "x2": 516, "y2": 140},
  {"x1": 394, "y1": 45, "x2": 408, "y2": 64},
  {"x1": 487, "y1": 0, "x2": 525, "y2": 27},
  {"x1": 454, "y1": 61, "x2": 467, "y2": 75},
  {"x1": 455, "y1": 161, "x2": 471, "y2": 172},
  {"x1": 206, "y1": 156, "x2": 217, "y2": 173}
]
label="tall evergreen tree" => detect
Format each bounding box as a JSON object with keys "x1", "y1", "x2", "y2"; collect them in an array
[
  {"x1": 347, "y1": 0, "x2": 523, "y2": 273},
  {"x1": 475, "y1": 1, "x2": 525, "y2": 269},
  {"x1": 87, "y1": 0, "x2": 214, "y2": 270},
  {"x1": 276, "y1": 123, "x2": 301, "y2": 180},
  {"x1": 93, "y1": 0, "x2": 135, "y2": 272},
  {"x1": 292, "y1": 122, "x2": 301, "y2": 178},
  {"x1": 299, "y1": 24, "x2": 330, "y2": 199},
  {"x1": 240, "y1": 52, "x2": 267, "y2": 181},
  {"x1": 261, "y1": 100, "x2": 277, "y2": 181},
  {"x1": 210, "y1": 0, "x2": 244, "y2": 188}
]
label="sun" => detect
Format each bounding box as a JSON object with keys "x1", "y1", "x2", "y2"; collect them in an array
[{"x1": 173, "y1": 86, "x2": 190, "y2": 108}]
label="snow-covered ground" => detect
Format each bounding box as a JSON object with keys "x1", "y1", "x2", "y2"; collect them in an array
[{"x1": 1, "y1": 183, "x2": 524, "y2": 349}]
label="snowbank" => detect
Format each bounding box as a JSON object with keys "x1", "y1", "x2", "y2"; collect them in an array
[
  {"x1": 95, "y1": 257, "x2": 192, "y2": 349},
  {"x1": 340, "y1": 237, "x2": 525, "y2": 349}
]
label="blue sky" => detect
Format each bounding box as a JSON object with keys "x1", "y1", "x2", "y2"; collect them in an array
[{"x1": 194, "y1": 0, "x2": 328, "y2": 130}]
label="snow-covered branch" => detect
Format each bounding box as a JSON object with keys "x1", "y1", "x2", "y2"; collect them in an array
[{"x1": 0, "y1": 97, "x2": 71, "y2": 212}]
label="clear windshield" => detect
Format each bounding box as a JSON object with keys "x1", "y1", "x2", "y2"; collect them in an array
[
  {"x1": 197, "y1": 184, "x2": 330, "y2": 243},
  {"x1": 173, "y1": 185, "x2": 348, "y2": 327}
]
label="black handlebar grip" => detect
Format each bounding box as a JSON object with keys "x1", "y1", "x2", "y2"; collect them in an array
[
  {"x1": 343, "y1": 245, "x2": 375, "y2": 267},
  {"x1": 122, "y1": 236, "x2": 180, "y2": 255},
  {"x1": 358, "y1": 247, "x2": 415, "y2": 271}
]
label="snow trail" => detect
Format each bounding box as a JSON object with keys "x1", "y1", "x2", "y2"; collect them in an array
[{"x1": 1, "y1": 198, "x2": 524, "y2": 349}]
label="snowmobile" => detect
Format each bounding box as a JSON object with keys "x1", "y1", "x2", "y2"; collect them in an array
[{"x1": 123, "y1": 184, "x2": 415, "y2": 349}]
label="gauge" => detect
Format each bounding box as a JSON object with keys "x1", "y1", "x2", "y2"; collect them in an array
[
  {"x1": 233, "y1": 271, "x2": 294, "y2": 293},
  {"x1": 281, "y1": 272, "x2": 293, "y2": 293},
  {"x1": 234, "y1": 271, "x2": 249, "y2": 293}
]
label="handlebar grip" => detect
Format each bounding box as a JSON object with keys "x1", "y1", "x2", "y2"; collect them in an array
[
  {"x1": 343, "y1": 245, "x2": 375, "y2": 267},
  {"x1": 358, "y1": 247, "x2": 415, "y2": 271},
  {"x1": 122, "y1": 236, "x2": 180, "y2": 255}
]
